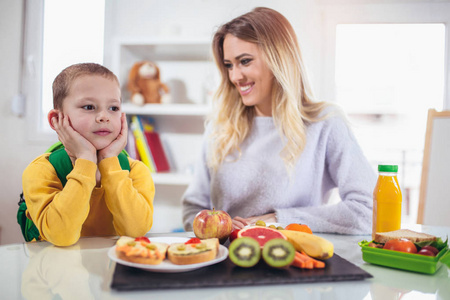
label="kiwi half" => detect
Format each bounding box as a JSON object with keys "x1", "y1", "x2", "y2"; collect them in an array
[
  {"x1": 262, "y1": 238, "x2": 295, "y2": 268},
  {"x1": 229, "y1": 237, "x2": 261, "y2": 267}
]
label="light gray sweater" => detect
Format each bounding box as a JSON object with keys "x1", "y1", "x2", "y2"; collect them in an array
[{"x1": 182, "y1": 109, "x2": 377, "y2": 234}]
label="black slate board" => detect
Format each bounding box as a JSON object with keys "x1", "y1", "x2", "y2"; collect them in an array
[{"x1": 111, "y1": 254, "x2": 372, "y2": 291}]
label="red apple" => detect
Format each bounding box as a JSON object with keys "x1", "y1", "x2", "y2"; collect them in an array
[
  {"x1": 193, "y1": 208, "x2": 233, "y2": 243},
  {"x1": 229, "y1": 229, "x2": 240, "y2": 243}
]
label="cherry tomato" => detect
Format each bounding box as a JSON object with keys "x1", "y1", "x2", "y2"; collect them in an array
[
  {"x1": 185, "y1": 237, "x2": 201, "y2": 244},
  {"x1": 383, "y1": 238, "x2": 417, "y2": 253},
  {"x1": 135, "y1": 236, "x2": 150, "y2": 243}
]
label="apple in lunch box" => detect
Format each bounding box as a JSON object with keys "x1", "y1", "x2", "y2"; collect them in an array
[{"x1": 193, "y1": 208, "x2": 233, "y2": 243}]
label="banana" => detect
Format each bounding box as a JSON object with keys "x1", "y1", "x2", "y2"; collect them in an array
[{"x1": 279, "y1": 230, "x2": 334, "y2": 260}]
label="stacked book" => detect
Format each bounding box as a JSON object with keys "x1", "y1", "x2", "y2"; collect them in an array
[{"x1": 128, "y1": 116, "x2": 170, "y2": 172}]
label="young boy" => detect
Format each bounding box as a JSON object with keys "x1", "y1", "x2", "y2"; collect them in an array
[{"x1": 22, "y1": 63, "x2": 154, "y2": 246}]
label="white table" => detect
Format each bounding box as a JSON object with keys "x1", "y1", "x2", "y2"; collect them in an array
[{"x1": 1, "y1": 224, "x2": 449, "y2": 300}]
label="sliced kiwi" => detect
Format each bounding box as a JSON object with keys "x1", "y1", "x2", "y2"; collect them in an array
[
  {"x1": 229, "y1": 237, "x2": 261, "y2": 267},
  {"x1": 262, "y1": 238, "x2": 295, "y2": 268}
]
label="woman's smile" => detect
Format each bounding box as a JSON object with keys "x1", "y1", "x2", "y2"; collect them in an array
[{"x1": 238, "y1": 83, "x2": 254, "y2": 95}]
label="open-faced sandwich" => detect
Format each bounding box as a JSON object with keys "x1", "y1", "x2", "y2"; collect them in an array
[
  {"x1": 115, "y1": 236, "x2": 169, "y2": 265},
  {"x1": 167, "y1": 237, "x2": 219, "y2": 265}
]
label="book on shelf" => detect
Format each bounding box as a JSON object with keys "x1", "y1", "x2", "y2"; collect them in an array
[
  {"x1": 141, "y1": 117, "x2": 171, "y2": 173},
  {"x1": 144, "y1": 128, "x2": 170, "y2": 173},
  {"x1": 129, "y1": 116, "x2": 170, "y2": 173},
  {"x1": 130, "y1": 116, "x2": 156, "y2": 172},
  {"x1": 126, "y1": 126, "x2": 139, "y2": 160}
]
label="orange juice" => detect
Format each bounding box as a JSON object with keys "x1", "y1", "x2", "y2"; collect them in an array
[{"x1": 372, "y1": 165, "x2": 402, "y2": 240}]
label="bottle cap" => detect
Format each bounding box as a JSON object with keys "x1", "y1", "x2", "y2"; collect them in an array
[{"x1": 378, "y1": 165, "x2": 398, "y2": 172}]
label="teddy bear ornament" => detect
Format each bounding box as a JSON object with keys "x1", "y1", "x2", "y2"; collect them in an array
[{"x1": 127, "y1": 61, "x2": 170, "y2": 105}]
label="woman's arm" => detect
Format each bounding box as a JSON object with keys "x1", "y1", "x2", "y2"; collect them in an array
[{"x1": 276, "y1": 114, "x2": 376, "y2": 234}]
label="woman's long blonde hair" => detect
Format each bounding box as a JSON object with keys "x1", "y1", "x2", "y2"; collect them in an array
[{"x1": 209, "y1": 7, "x2": 328, "y2": 172}]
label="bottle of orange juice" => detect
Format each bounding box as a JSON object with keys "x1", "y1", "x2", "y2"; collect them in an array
[{"x1": 372, "y1": 165, "x2": 402, "y2": 240}]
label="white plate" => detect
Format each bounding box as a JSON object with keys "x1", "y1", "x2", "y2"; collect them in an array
[
  {"x1": 108, "y1": 237, "x2": 228, "y2": 273},
  {"x1": 245, "y1": 222, "x2": 286, "y2": 228}
]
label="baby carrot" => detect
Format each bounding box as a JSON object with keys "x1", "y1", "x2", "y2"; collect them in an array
[
  {"x1": 292, "y1": 256, "x2": 305, "y2": 268},
  {"x1": 301, "y1": 251, "x2": 325, "y2": 268},
  {"x1": 292, "y1": 251, "x2": 313, "y2": 269}
]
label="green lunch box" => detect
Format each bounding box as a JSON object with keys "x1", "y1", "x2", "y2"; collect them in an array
[{"x1": 359, "y1": 240, "x2": 450, "y2": 274}]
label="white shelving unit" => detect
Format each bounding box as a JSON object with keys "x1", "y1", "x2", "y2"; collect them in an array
[
  {"x1": 121, "y1": 103, "x2": 211, "y2": 117},
  {"x1": 150, "y1": 172, "x2": 193, "y2": 186},
  {"x1": 112, "y1": 37, "x2": 217, "y2": 233},
  {"x1": 111, "y1": 37, "x2": 218, "y2": 107}
]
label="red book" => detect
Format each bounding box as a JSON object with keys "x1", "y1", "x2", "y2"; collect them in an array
[{"x1": 144, "y1": 131, "x2": 170, "y2": 172}]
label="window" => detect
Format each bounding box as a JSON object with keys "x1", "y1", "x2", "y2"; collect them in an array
[
  {"x1": 22, "y1": 0, "x2": 105, "y2": 139},
  {"x1": 335, "y1": 23, "x2": 445, "y2": 223},
  {"x1": 41, "y1": 0, "x2": 105, "y2": 131},
  {"x1": 335, "y1": 24, "x2": 445, "y2": 115}
]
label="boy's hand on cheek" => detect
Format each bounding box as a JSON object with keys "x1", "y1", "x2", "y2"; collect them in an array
[
  {"x1": 98, "y1": 113, "x2": 128, "y2": 162},
  {"x1": 52, "y1": 113, "x2": 97, "y2": 163}
]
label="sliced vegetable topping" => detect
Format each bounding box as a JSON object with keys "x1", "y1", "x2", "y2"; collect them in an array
[
  {"x1": 135, "y1": 236, "x2": 150, "y2": 243},
  {"x1": 185, "y1": 237, "x2": 201, "y2": 244}
]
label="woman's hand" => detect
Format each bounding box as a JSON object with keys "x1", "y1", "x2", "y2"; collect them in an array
[
  {"x1": 232, "y1": 213, "x2": 277, "y2": 230},
  {"x1": 98, "y1": 113, "x2": 128, "y2": 162},
  {"x1": 232, "y1": 216, "x2": 249, "y2": 230},
  {"x1": 51, "y1": 112, "x2": 97, "y2": 163}
]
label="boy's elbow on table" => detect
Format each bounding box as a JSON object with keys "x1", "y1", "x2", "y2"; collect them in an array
[
  {"x1": 115, "y1": 210, "x2": 154, "y2": 237},
  {"x1": 42, "y1": 230, "x2": 82, "y2": 247}
]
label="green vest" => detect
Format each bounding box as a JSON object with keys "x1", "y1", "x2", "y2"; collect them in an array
[{"x1": 17, "y1": 142, "x2": 130, "y2": 242}]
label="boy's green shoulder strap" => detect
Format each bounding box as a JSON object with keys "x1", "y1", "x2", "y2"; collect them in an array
[
  {"x1": 17, "y1": 193, "x2": 40, "y2": 242},
  {"x1": 17, "y1": 142, "x2": 130, "y2": 242},
  {"x1": 47, "y1": 142, "x2": 130, "y2": 185},
  {"x1": 47, "y1": 145, "x2": 73, "y2": 186}
]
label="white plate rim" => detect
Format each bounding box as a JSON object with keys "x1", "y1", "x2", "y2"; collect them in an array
[
  {"x1": 108, "y1": 236, "x2": 228, "y2": 273},
  {"x1": 244, "y1": 222, "x2": 286, "y2": 228}
]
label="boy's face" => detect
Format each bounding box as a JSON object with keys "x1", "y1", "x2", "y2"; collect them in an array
[{"x1": 61, "y1": 75, "x2": 122, "y2": 150}]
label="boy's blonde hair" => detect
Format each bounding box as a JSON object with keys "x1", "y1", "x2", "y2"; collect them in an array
[
  {"x1": 52, "y1": 63, "x2": 119, "y2": 109},
  {"x1": 209, "y1": 7, "x2": 328, "y2": 173}
]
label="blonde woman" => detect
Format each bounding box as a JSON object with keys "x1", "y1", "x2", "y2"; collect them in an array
[{"x1": 182, "y1": 7, "x2": 376, "y2": 234}]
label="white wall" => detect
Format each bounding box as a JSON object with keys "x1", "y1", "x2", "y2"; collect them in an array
[{"x1": 0, "y1": 0, "x2": 49, "y2": 245}]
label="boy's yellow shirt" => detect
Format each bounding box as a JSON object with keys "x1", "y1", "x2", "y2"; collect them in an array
[{"x1": 22, "y1": 153, "x2": 155, "y2": 246}]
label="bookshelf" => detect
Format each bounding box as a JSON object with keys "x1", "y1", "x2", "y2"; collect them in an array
[
  {"x1": 122, "y1": 106, "x2": 209, "y2": 186},
  {"x1": 112, "y1": 37, "x2": 216, "y2": 233}
]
